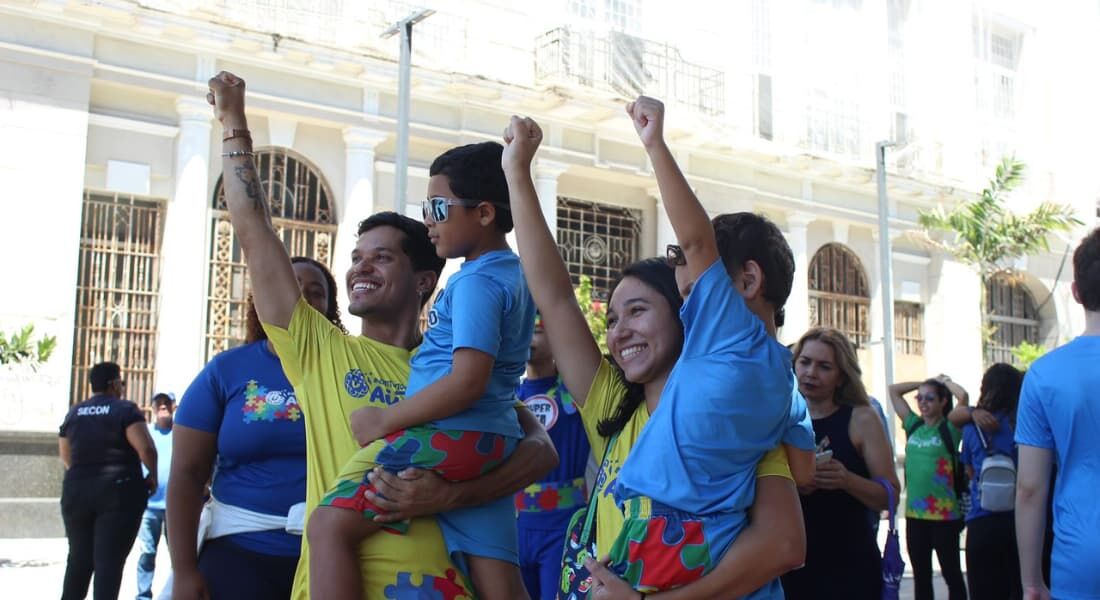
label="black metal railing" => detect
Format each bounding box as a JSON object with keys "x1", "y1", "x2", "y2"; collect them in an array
[{"x1": 535, "y1": 26, "x2": 725, "y2": 117}]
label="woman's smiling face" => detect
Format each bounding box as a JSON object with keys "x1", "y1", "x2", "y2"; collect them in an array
[{"x1": 605, "y1": 275, "x2": 682, "y2": 385}]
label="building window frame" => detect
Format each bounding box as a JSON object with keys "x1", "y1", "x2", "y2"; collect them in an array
[{"x1": 808, "y1": 243, "x2": 871, "y2": 346}]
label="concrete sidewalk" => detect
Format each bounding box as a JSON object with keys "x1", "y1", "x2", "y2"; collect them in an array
[{"x1": 1, "y1": 533, "x2": 956, "y2": 599}]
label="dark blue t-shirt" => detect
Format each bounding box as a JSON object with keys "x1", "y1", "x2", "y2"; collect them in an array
[
  {"x1": 515, "y1": 375, "x2": 591, "y2": 527},
  {"x1": 175, "y1": 341, "x2": 306, "y2": 556},
  {"x1": 59, "y1": 394, "x2": 145, "y2": 481}
]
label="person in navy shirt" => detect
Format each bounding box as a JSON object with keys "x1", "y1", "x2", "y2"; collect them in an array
[
  {"x1": 515, "y1": 313, "x2": 591, "y2": 600},
  {"x1": 58, "y1": 361, "x2": 157, "y2": 600},
  {"x1": 167, "y1": 257, "x2": 346, "y2": 600},
  {"x1": 1016, "y1": 226, "x2": 1100, "y2": 600}
]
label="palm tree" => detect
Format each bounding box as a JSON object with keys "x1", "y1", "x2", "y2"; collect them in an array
[{"x1": 917, "y1": 156, "x2": 1082, "y2": 359}]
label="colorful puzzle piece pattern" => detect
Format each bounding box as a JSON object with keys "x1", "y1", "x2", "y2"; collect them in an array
[
  {"x1": 383, "y1": 569, "x2": 471, "y2": 600},
  {"x1": 611, "y1": 514, "x2": 712, "y2": 591},
  {"x1": 241, "y1": 380, "x2": 301, "y2": 423}
]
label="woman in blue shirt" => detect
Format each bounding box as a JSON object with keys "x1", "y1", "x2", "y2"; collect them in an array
[
  {"x1": 949, "y1": 363, "x2": 1024, "y2": 600},
  {"x1": 167, "y1": 257, "x2": 345, "y2": 600}
]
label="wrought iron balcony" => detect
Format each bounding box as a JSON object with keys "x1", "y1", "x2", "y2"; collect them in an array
[{"x1": 535, "y1": 26, "x2": 725, "y2": 117}]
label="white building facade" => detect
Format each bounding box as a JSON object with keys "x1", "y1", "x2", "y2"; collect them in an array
[{"x1": 1, "y1": 0, "x2": 1098, "y2": 450}]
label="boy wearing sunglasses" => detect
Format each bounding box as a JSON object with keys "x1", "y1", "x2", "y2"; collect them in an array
[{"x1": 306, "y1": 140, "x2": 536, "y2": 600}]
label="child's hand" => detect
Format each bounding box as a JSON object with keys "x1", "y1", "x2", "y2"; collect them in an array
[
  {"x1": 625, "y1": 96, "x2": 666, "y2": 150},
  {"x1": 206, "y1": 71, "x2": 248, "y2": 129},
  {"x1": 501, "y1": 115, "x2": 542, "y2": 174},
  {"x1": 350, "y1": 405, "x2": 390, "y2": 447}
]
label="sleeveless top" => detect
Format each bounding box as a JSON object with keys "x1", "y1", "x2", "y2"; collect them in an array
[{"x1": 781, "y1": 404, "x2": 882, "y2": 600}]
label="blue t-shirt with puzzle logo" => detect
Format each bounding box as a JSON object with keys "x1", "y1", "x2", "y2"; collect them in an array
[
  {"x1": 407, "y1": 249, "x2": 534, "y2": 439},
  {"x1": 175, "y1": 340, "x2": 306, "y2": 556}
]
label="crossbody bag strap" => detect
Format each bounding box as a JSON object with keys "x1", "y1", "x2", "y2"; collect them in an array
[{"x1": 579, "y1": 431, "x2": 619, "y2": 545}]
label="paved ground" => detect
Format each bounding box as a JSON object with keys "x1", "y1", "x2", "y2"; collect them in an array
[{"x1": 0, "y1": 526, "x2": 955, "y2": 599}]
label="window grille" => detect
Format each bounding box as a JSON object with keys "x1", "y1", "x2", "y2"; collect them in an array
[
  {"x1": 70, "y1": 193, "x2": 166, "y2": 412},
  {"x1": 206, "y1": 148, "x2": 338, "y2": 359},
  {"x1": 809, "y1": 243, "x2": 871, "y2": 346},
  {"x1": 894, "y1": 301, "x2": 924, "y2": 356},
  {"x1": 556, "y1": 197, "x2": 642, "y2": 301},
  {"x1": 985, "y1": 274, "x2": 1039, "y2": 365}
]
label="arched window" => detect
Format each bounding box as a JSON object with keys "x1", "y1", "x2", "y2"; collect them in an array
[
  {"x1": 809, "y1": 243, "x2": 870, "y2": 346},
  {"x1": 205, "y1": 149, "x2": 338, "y2": 359},
  {"x1": 985, "y1": 274, "x2": 1039, "y2": 365}
]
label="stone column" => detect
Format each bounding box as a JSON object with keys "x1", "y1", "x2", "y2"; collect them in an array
[
  {"x1": 534, "y1": 159, "x2": 570, "y2": 243},
  {"x1": 154, "y1": 97, "x2": 213, "y2": 396},
  {"x1": 782, "y1": 212, "x2": 815, "y2": 345},
  {"x1": 332, "y1": 127, "x2": 389, "y2": 331}
]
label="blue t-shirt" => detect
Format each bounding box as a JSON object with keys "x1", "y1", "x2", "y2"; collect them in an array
[
  {"x1": 175, "y1": 341, "x2": 306, "y2": 557},
  {"x1": 145, "y1": 424, "x2": 173, "y2": 510},
  {"x1": 960, "y1": 411, "x2": 1016, "y2": 522},
  {"x1": 1016, "y1": 335, "x2": 1100, "y2": 599},
  {"x1": 616, "y1": 260, "x2": 792, "y2": 516},
  {"x1": 785, "y1": 385, "x2": 816, "y2": 451},
  {"x1": 407, "y1": 249, "x2": 534, "y2": 438},
  {"x1": 515, "y1": 375, "x2": 591, "y2": 527}
]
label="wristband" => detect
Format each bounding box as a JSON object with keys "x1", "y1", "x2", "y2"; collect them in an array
[{"x1": 222, "y1": 128, "x2": 251, "y2": 142}]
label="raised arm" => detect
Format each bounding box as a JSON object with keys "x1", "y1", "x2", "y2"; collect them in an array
[
  {"x1": 947, "y1": 405, "x2": 1000, "y2": 432},
  {"x1": 888, "y1": 381, "x2": 920, "y2": 422},
  {"x1": 939, "y1": 375, "x2": 969, "y2": 407},
  {"x1": 364, "y1": 405, "x2": 558, "y2": 523},
  {"x1": 626, "y1": 97, "x2": 718, "y2": 283},
  {"x1": 501, "y1": 116, "x2": 602, "y2": 406},
  {"x1": 206, "y1": 71, "x2": 301, "y2": 329},
  {"x1": 167, "y1": 425, "x2": 218, "y2": 600}
]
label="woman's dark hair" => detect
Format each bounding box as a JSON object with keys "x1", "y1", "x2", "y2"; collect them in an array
[
  {"x1": 712, "y1": 212, "x2": 795, "y2": 328},
  {"x1": 89, "y1": 361, "x2": 121, "y2": 393},
  {"x1": 921, "y1": 378, "x2": 953, "y2": 417},
  {"x1": 245, "y1": 256, "x2": 347, "y2": 343},
  {"x1": 978, "y1": 363, "x2": 1023, "y2": 419},
  {"x1": 429, "y1": 141, "x2": 513, "y2": 233},
  {"x1": 596, "y1": 258, "x2": 684, "y2": 437}
]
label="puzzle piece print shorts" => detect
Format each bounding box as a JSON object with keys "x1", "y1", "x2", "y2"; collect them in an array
[
  {"x1": 607, "y1": 496, "x2": 739, "y2": 593},
  {"x1": 320, "y1": 426, "x2": 513, "y2": 533}
]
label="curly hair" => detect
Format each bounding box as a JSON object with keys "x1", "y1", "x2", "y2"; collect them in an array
[
  {"x1": 792, "y1": 327, "x2": 870, "y2": 408},
  {"x1": 429, "y1": 141, "x2": 513, "y2": 233},
  {"x1": 596, "y1": 258, "x2": 685, "y2": 438},
  {"x1": 244, "y1": 256, "x2": 347, "y2": 343}
]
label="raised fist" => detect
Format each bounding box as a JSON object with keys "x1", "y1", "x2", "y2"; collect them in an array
[
  {"x1": 501, "y1": 115, "x2": 543, "y2": 173},
  {"x1": 625, "y1": 95, "x2": 666, "y2": 150},
  {"x1": 206, "y1": 71, "x2": 247, "y2": 128}
]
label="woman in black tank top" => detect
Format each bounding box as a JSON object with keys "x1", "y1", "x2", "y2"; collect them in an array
[{"x1": 781, "y1": 328, "x2": 901, "y2": 600}]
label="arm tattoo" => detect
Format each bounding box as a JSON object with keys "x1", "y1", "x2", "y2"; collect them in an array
[{"x1": 232, "y1": 163, "x2": 269, "y2": 215}]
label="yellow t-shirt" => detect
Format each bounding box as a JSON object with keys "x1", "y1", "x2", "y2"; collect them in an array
[
  {"x1": 264, "y1": 299, "x2": 473, "y2": 599},
  {"x1": 580, "y1": 359, "x2": 792, "y2": 556}
]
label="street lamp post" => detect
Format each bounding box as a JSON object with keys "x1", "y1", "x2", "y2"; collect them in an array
[
  {"x1": 381, "y1": 9, "x2": 435, "y2": 215},
  {"x1": 876, "y1": 140, "x2": 898, "y2": 445}
]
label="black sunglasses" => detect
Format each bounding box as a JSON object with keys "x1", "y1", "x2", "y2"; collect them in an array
[
  {"x1": 665, "y1": 244, "x2": 686, "y2": 267},
  {"x1": 422, "y1": 196, "x2": 481, "y2": 223}
]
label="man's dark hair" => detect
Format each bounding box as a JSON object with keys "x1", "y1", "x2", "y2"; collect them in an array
[
  {"x1": 358, "y1": 212, "x2": 446, "y2": 308},
  {"x1": 978, "y1": 363, "x2": 1023, "y2": 418},
  {"x1": 151, "y1": 393, "x2": 175, "y2": 410},
  {"x1": 712, "y1": 212, "x2": 795, "y2": 327},
  {"x1": 89, "y1": 362, "x2": 121, "y2": 393},
  {"x1": 1073, "y1": 226, "x2": 1100, "y2": 312},
  {"x1": 428, "y1": 141, "x2": 512, "y2": 233}
]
